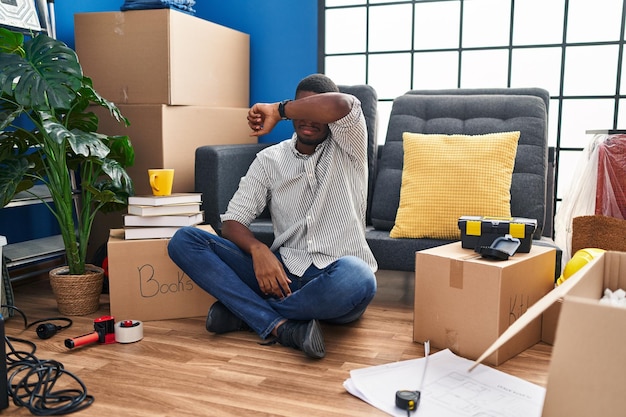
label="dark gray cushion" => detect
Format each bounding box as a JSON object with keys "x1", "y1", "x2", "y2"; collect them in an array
[
  {"x1": 195, "y1": 143, "x2": 270, "y2": 232},
  {"x1": 366, "y1": 88, "x2": 552, "y2": 272},
  {"x1": 370, "y1": 90, "x2": 549, "y2": 239},
  {"x1": 365, "y1": 228, "x2": 454, "y2": 271}
]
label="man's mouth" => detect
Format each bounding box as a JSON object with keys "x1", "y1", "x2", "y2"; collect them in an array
[{"x1": 297, "y1": 124, "x2": 319, "y2": 135}]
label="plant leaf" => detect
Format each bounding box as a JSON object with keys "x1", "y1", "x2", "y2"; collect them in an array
[
  {"x1": 100, "y1": 158, "x2": 134, "y2": 193},
  {"x1": 78, "y1": 79, "x2": 130, "y2": 126},
  {"x1": 67, "y1": 129, "x2": 110, "y2": 160},
  {"x1": 38, "y1": 112, "x2": 108, "y2": 160},
  {"x1": 0, "y1": 28, "x2": 24, "y2": 55},
  {"x1": 106, "y1": 134, "x2": 135, "y2": 168},
  {"x1": 0, "y1": 33, "x2": 82, "y2": 110},
  {"x1": 0, "y1": 105, "x2": 23, "y2": 131},
  {"x1": 0, "y1": 158, "x2": 32, "y2": 207}
]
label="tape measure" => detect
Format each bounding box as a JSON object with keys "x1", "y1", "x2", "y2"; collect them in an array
[{"x1": 395, "y1": 389, "x2": 421, "y2": 411}]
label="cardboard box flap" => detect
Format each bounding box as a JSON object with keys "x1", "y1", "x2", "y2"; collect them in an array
[
  {"x1": 602, "y1": 250, "x2": 626, "y2": 291},
  {"x1": 468, "y1": 252, "x2": 606, "y2": 371},
  {"x1": 542, "y1": 251, "x2": 626, "y2": 417},
  {"x1": 109, "y1": 223, "x2": 214, "y2": 239},
  {"x1": 109, "y1": 229, "x2": 124, "y2": 240}
]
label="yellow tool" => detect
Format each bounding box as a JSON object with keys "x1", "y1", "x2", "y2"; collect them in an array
[{"x1": 556, "y1": 248, "x2": 606, "y2": 286}]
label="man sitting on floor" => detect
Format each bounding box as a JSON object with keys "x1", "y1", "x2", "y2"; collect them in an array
[{"x1": 168, "y1": 74, "x2": 378, "y2": 358}]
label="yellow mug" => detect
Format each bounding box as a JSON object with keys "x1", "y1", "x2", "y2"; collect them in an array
[{"x1": 148, "y1": 169, "x2": 175, "y2": 196}]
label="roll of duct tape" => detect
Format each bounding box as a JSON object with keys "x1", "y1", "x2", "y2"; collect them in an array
[{"x1": 114, "y1": 320, "x2": 143, "y2": 343}]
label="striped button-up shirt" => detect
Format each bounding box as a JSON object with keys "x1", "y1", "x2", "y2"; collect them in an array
[{"x1": 221, "y1": 96, "x2": 378, "y2": 276}]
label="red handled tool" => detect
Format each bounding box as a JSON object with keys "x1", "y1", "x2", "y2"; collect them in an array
[{"x1": 64, "y1": 316, "x2": 116, "y2": 349}]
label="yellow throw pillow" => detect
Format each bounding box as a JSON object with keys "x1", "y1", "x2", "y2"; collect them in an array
[{"x1": 390, "y1": 131, "x2": 520, "y2": 239}]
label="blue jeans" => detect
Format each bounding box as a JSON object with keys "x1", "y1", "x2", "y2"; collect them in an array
[{"x1": 167, "y1": 226, "x2": 377, "y2": 339}]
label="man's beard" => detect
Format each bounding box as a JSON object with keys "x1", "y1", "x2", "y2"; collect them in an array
[{"x1": 297, "y1": 135, "x2": 328, "y2": 147}]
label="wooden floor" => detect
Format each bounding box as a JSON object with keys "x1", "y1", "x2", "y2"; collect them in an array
[{"x1": 3, "y1": 272, "x2": 552, "y2": 416}]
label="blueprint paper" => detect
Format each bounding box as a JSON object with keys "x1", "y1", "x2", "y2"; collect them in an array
[{"x1": 344, "y1": 349, "x2": 545, "y2": 417}]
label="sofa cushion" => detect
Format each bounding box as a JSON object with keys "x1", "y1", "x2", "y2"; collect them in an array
[
  {"x1": 370, "y1": 92, "x2": 548, "y2": 239},
  {"x1": 365, "y1": 228, "x2": 455, "y2": 271},
  {"x1": 390, "y1": 131, "x2": 520, "y2": 239}
]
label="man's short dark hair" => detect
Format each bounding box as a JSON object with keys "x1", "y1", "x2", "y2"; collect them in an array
[{"x1": 296, "y1": 73, "x2": 340, "y2": 95}]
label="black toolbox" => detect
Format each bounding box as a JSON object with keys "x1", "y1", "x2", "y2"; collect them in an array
[{"x1": 458, "y1": 216, "x2": 537, "y2": 253}]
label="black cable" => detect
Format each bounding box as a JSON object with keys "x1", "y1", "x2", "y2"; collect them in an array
[
  {"x1": 28, "y1": 318, "x2": 73, "y2": 340},
  {"x1": 2, "y1": 305, "x2": 73, "y2": 330},
  {"x1": 3, "y1": 304, "x2": 29, "y2": 329},
  {"x1": 2, "y1": 305, "x2": 94, "y2": 415},
  {"x1": 27, "y1": 317, "x2": 73, "y2": 331},
  {"x1": 7, "y1": 356, "x2": 94, "y2": 416},
  {"x1": 1, "y1": 305, "x2": 72, "y2": 340}
]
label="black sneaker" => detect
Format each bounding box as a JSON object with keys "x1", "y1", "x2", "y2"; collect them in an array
[
  {"x1": 275, "y1": 319, "x2": 325, "y2": 359},
  {"x1": 205, "y1": 301, "x2": 249, "y2": 334}
]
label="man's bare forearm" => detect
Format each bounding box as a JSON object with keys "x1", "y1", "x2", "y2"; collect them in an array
[
  {"x1": 221, "y1": 220, "x2": 269, "y2": 255},
  {"x1": 280, "y1": 92, "x2": 353, "y2": 123}
]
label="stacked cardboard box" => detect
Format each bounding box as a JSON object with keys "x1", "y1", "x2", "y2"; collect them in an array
[
  {"x1": 75, "y1": 10, "x2": 251, "y2": 318},
  {"x1": 74, "y1": 9, "x2": 254, "y2": 195}
]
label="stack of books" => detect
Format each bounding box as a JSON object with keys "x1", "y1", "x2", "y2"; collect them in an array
[{"x1": 124, "y1": 193, "x2": 203, "y2": 240}]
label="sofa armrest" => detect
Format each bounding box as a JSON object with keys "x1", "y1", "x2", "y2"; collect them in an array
[{"x1": 195, "y1": 143, "x2": 270, "y2": 233}]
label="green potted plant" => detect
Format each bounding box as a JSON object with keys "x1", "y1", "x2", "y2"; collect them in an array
[{"x1": 0, "y1": 28, "x2": 134, "y2": 315}]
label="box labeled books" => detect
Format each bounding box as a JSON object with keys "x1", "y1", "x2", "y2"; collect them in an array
[{"x1": 107, "y1": 225, "x2": 216, "y2": 321}]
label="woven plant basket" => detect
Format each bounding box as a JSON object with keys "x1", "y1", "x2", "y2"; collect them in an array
[{"x1": 49, "y1": 264, "x2": 104, "y2": 316}]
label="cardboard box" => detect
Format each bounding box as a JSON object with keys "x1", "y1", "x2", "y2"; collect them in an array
[
  {"x1": 107, "y1": 226, "x2": 216, "y2": 321},
  {"x1": 413, "y1": 242, "x2": 555, "y2": 365},
  {"x1": 542, "y1": 251, "x2": 626, "y2": 417},
  {"x1": 458, "y1": 216, "x2": 537, "y2": 253},
  {"x1": 94, "y1": 104, "x2": 256, "y2": 195},
  {"x1": 540, "y1": 299, "x2": 561, "y2": 345},
  {"x1": 74, "y1": 9, "x2": 249, "y2": 106}
]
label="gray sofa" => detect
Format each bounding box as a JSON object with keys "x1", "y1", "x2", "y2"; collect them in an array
[{"x1": 195, "y1": 87, "x2": 560, "y2": 276}]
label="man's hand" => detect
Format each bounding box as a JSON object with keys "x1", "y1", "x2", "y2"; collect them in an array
[
  {"x1": 222, "y1": 220, "x2": 292, "y2": 298},
  {"x1": 250, "y1": 244, "x2": 292, "y2": 298},
  {"x1": 248, "y1": 103, "x2": 281, "y2": 137}
]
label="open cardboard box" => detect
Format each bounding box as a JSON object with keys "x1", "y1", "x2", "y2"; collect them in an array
[{"x1": 470, "y1": 250, "x2": 626, "y2": 417}]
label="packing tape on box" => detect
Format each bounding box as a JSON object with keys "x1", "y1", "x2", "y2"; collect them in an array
[{"x1": 114, "y1": 320, "x2": 144, "y2": 343}]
